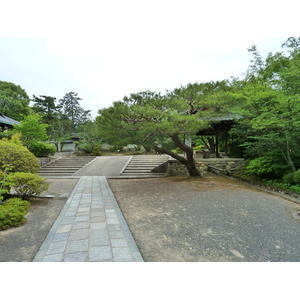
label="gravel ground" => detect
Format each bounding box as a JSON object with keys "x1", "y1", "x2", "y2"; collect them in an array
[{"x1": 109, "y1": 174, "x2": 300, "y2": 262}]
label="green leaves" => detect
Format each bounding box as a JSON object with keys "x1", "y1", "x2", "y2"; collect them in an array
[
  {"x1": 13, "y1": 114, "x2": 49, "y2": 146},
  {"x1": 0, "y1": 81, "x2": 31, "y2": 121}
]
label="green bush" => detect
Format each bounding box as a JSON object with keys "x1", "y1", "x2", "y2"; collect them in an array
[
  {"x1": 78, "y1": 143, "x2": 93, "y2": 154},
  {"x1": 293, "y1": 169, "x2": 300, "y2": 185},
  {"x1": 0, "y1": 170, "x2": 10, "y2": 202},
  {"x1": 92, "y1": 146, "x2": 102, "y2": 156},
  {"x1": 245, "y1": 157, "x2": 274, "y2": 178},
  {"x1": 283, "y1": 172, "x2": 296, "y2": 185},
  {"x1": 0, "y1": 198, "x2": 30, "y2": 230},
  {"x1": 28, "y1": 141, "x2": 56, "y2": 157},
  {"x1": 0, "y1": 140, "x2": 39, "y2": 173},
  {"x1": 7, "y1": 172, "x2": 50, "y2": 199}
]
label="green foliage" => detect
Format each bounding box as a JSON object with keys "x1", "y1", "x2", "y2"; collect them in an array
[
  {"x1": 13, "y1": 114, "x2": 49, "y2": 146},
  {"x1": 0, "y1": 81, "x2": 32, "y2": 121},
  {"x1": 0, "y1": 140, "x2": 39, "y2": 173},
  {"x1": 28, "y1": 141, "x2": 56, "y2": 157},
  {"x1": 261, "y1": 178, "x2": 300, "y2": 195},
  {"x1": 0, "y1": 169, "x2": 10, "y2": 202},
  {"x1": 10, "y1": 133, "x2": 23, "y2": 145},
  {"x1": 92, "y1": 146, "x2": 102, "y2": 156},
  {"x1": 283, "y1": 172, "x2": 296, "y2": 185},
  {"x1": 227, "y1": 39, "x2": 300, "y2": 181},
  {"x1": 96, "y1": 85, "x2": 239, "y2": 176},
  {"x1": 58, "y1": 92, "x2": 91, "y2": 132},
  {"x1": 293, "y1": 169, "x2": 300, "y2": 185},
  {"x1": 7, "y1": 172, "x2": 49, "y2": 199},
  {"x1": 245, "y1": 157, "x2": 274, "y2": 178},
  {"x1": 0, "y1": 198, "x2": 30, "y2": 230},
  {"x1": 76, "y1": 121, "x2": 102, "y2": 154}
]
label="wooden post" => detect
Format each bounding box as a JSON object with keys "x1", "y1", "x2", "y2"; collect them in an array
[
  {"x1": 215, "y1": 133, "x2": 219, "y2": 158},
  {"x1": 224, "y1": 130, "x2": 228, "y2": 156}
]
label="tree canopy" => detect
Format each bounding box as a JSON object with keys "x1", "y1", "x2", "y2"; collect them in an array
[
  {"x1": 97, "y1": 82, "x2": 238, "y2": 176},
  {"x1": 0, "y1": 81, "x2": 31, "y2": 121},
  {"x1": 96, "y1": 37, "x2": 300, "y2": 179},
  {"x1": 58, "y1": 92, "x2": 91, "y2": 132}
]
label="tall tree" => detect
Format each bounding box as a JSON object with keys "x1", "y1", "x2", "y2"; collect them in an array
[
  {"x1": 232, "y1": 37, "x2": 300, "y2": 176},
  {"x1": 0, "y1": 81, "x2": 31, "y2": 120},
  {"x1": 31, "y1": 95, "x2": 59, "y2": 136},
  {"x1": 32, "y1": 95, "x2": 58, "y2": 122},
  {"x1": 96, "y1": 84, "x2": 237, "y2": 177},
  {"x1": 58, "y1": 92, "x2": 91, "y2": 132},
  {"x1": 13, "y1": 114, "x2": 48, "y2": 146}
]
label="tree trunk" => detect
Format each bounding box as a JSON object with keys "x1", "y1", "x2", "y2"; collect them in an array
[{"x1": 153, "y1": 134, "x2": 201, "y2": 177}]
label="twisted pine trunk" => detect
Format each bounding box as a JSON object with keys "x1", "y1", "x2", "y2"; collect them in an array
[{"x1": 153, "y1": 134, "x2": 201, "y2": 177}]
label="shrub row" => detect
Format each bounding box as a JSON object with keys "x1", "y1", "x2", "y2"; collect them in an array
[{"x1": 28, "y1": 141, "x2": 56, "y2": 157}]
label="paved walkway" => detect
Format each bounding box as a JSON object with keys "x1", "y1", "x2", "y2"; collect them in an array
[{"x1": 33, "y1": 176, "x2": 143, "y2": 262}]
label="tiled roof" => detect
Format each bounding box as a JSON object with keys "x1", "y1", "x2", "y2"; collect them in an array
[{"x1": 0, "y1": 113, "x2": 20, "y2": 126}]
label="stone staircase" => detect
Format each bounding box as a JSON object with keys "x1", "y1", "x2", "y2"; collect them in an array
[
  {"x1": 121, "y1": 155, "x2": 169, "y2": 178},
  {"x1": 38, "y1": 156, "x2": 97, "y2": 177}
]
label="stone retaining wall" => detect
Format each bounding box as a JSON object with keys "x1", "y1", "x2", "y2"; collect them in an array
[{"x1": 164, "y1": 158, "x2": 245, "y2": 176}]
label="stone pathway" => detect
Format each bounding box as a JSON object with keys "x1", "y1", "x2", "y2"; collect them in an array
[{"x1": 33, "y1": 176, "x2": 143, "y2": 262}]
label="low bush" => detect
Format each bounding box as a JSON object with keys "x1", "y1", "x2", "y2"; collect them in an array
[
  {"x1": 0, "y1": 140, "x2": 39, "y2": 173},
  {"x1": 0, "y1": 169, "x2": 10, "y2": 202},
  {"x1": 7, "y1": 172, "x2": 50, "y2": 199},
  {"x1": 283, "y1": 172, "x2": 296, "y2": 185},
  {"x1": 245, "y1": 157, "x2": 274, "y2": 178},
  {"x1": 78, "y1": 143, "x2": 93, "y2": 154},
  {"x1": 92, "y1": 146, "x2": 102, "y2": 156},
  {"x1": 28, "y1": 141, "x2": 56, "y2": 157},
  {"x1": 293, "y1": 169, "x2": 300, "y2": 185},
  {"x1": 0, "y1": 198, "x2": 30, "y2": 230}
]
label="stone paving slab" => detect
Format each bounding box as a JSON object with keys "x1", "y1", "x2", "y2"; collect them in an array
[{"x1": 33, "y1": 176, "x2": 143, "y2": 262}]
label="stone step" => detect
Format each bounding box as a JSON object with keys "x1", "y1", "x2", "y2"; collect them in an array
[
  {"x1": 41, "y1": 166, "x2": 84, "y2": 169},
  {"x1": 39, "y1": 156, "x2": 97, "y2": 177},
  {"x1": 120, "y1": 155, "x2": 169, "y2": 178},
  {"x1": 118, "y1": 174, "x2": 165, "y2": 178},
  {"x1": 38, "y1": 172, "x2": 75, "y2": 176},
  {"x1": 39, "y1": 169, "x2": 78, "y2": 173}
]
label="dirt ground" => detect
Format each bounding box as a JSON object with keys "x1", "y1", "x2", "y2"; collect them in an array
[
  {"x1": 0, "y1": 178, "x2": 79, "y2": 262},
  {"x1": 109, "y1": 174, "x2": 300, "y2": 262},
  {"x1": 1, "y1": 173, "x2": 300, "y2": 262}
]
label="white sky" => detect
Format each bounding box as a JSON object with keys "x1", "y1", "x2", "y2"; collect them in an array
[{"x1": 0, "y1": 0, "x2": 297, "y2": 119}]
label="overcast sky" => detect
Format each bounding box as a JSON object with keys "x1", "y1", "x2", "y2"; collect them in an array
[{"x1": 0, "y1": 1, "x2": 295, "y2": 119}]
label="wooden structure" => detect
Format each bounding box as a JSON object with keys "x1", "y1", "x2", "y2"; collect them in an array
[
  {"x1": 196, "y1": 115, "x2": 241, "y2": 158},
  {"x1": 0, "y1": 113, "x2": 20, "y2": 131}
]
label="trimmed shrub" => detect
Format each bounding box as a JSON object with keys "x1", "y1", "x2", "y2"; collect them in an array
[
  {"x1": 28, "y1": 141, "x2": 56, "y2": 157},
  {"x1": 0, "y1": 198, "x2": 30, "y2": 230},
  {"x1": 7, "y1": 172, "x2": 50, "y2": 199},
  {"x1": 0, "y1": 140, "x2": 39, "y2": 173}
]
